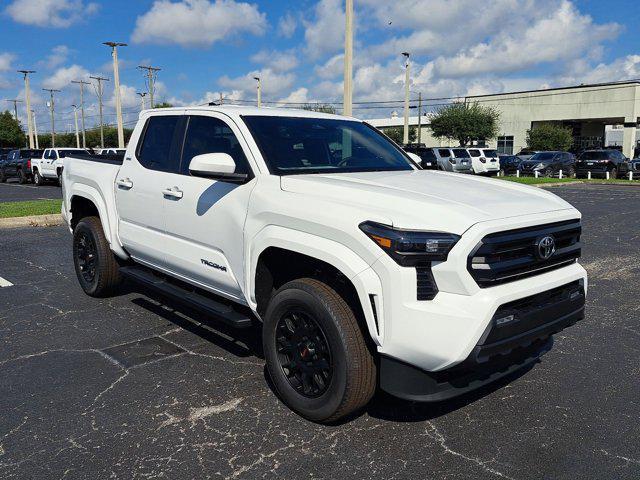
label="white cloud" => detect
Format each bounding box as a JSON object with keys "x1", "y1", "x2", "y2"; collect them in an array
[
  {"x1": 314, "y1": 54, "x2": 344, "y2": 80},
  {"x1": 0, "y1": 53, "x2": 15, "y2": 73},
  {"x1": 42, "y1": 65, "x2": 90, "y2": 90},
  {"x1": 278, "y1": 12, "x2": 297, "y2": 38},
  {"x1": 303, "y1": 0, "x2": 345, "y2": 59},
  {"x1": 251, "y1": 50, "x2": 299, "y2": 73},
  {"x1": 219, "y1": 68, "x2": 296, "y2": 100},
  {"x1": 43, "y1": 45, "x2": 71, "y2": 69},
  {"x1": 562, "y1": 55, "x2": 640, "y2": 85},
  {"x1": 132, "y1": 0, "x2": 267, "y2": 47},
  {"x1": 278, "y1": 87, "x2": 310, "y2": 104},
  {"x1": 5, "y1": 0, "x2": 99, "y2": 28}
]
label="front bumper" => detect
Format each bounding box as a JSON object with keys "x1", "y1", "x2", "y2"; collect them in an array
[{"x1": 380, "y1": 279, "x2": 585, "y2": 401}]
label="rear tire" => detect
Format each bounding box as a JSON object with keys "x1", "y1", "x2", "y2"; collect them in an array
[
  {"x1": 263, "y1": 278, "x2": 376, "y2": 423},
  {"x1": 18, "y1": 168, "x2": 27, "y2": 184},
  {"x1": 73, "y1": 216, "x2": 122, "y2": 297},
  {"x1": 610, "y1": 167, "x2": 618, "y2": 180},
  {"x1": 34, "y1": 170, "x2": 44, "y2": 186},
  {"x1": 0, "y1": 170, "x2": 6, "y2": 183}
]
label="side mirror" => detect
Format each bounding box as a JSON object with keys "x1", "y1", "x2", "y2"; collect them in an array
[{"x1": 189, "y1": 153, "x2": 248, "y2": 183}]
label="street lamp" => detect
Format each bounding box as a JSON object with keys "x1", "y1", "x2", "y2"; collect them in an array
[
  {"x1": 253, "y1": 76, "x2": 261, "y2": 107},
  {"x1": 401, "y1": 52, "x2": 410, "y2": 145},
  {"x1": 103, "y1": 42, "x2": 127, "y2": 148}
]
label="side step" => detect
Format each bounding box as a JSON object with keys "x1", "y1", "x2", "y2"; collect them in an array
[{"x1": 120, "y1": 266, "x2": 253, "y2": 329}]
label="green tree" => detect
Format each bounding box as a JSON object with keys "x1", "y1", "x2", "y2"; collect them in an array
[
  {"x1": 0, "y1": 110, "x2": 25, "y2": 148},
  {"x1": 430, "y1": 102, "x2": 500, "y2": 146},
  {"x1": 380, "y1": 126, "x2": 417, "y2": 145},
  {"x1": 153, "y1": 102, "x2": 174, "y2": 109},
  {"x1": 526, "y1": 123, "x2": 573, "y2": 151},
  {"x1": 302, "y1": 104, "x2": 337, "y2": 114}
]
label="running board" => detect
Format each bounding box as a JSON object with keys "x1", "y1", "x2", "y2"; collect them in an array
[{"x1": 120, "y1": 266, "x2": 253, "y2": 329}]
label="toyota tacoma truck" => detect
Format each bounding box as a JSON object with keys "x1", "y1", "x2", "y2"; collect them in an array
[{"x1": 62, "y1": 106, "x2": 587, "y2": 423}]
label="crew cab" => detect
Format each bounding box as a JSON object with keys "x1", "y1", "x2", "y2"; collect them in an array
[
  {"x1": 31, "y1": 148, "x2": 89, "y2": 186},
  {"x1": 0, "y1": 149, "x2": 44, "y2": 184},
  {"x1": 62, "y1": 107, "x2": 587, "y2": 423},
  {"x1": 466, "y1": 148, "x2": 500, "y2": 175}
]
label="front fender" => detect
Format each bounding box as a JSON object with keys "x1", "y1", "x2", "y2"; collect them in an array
[{"x1": 247, "y1": 225, "x2": 385, "y2": 346}]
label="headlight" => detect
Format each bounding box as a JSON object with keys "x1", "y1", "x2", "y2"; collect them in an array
[{"x1": 359, "y1": 221, "x2": 460, "y2": 266}]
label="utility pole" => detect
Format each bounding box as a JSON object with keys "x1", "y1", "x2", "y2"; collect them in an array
[
  {"x1": 401, "y1": 52, "x2": 411, "y2": 145},
  {"x1": 138, "y1": 65, "x2": 161, "y2": 108},
  {"x1": 343, "y1": 0, "x2": 353, "y2": 116},
  {"x1": 32, "y1": 110, "x2": 39, "y2": 149},
  {"x1": 219, "y1": 92, "x2": 224, "y2": 105},
  {"x1": 136, "y1": 92, "x2": 147, "y2": 111},
  {"x1": 5, "y1": 99, "x2": 22, "y2": 120},
  {"x1": 71, "y1": 80, "x2": 90, "y2": 148},
  {"x1": 417, "y1": 92, "x2": 422, "y2": 145},
  {"x1": 18, "y1": 70, "x2": 36, "y2": 148},
  {"x1": 253, "y1": 76, "x2": 261, "y2": 107},
  {"x1": 104, "y1": 42, "x2": 127, "y2": 148},
  {"x1": 72, "y1": 104, "x2": 80, "y2": 148},
  {"x1": 90, "y1": 75, "x2": 109, "y2": 148},
  {"x1": 43, "y1": 88, "x2": 61, "y2": 147}
]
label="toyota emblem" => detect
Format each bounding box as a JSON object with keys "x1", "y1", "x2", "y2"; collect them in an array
[{"x1": 536, "y1": 235, "x2": 556, "y2": 260}]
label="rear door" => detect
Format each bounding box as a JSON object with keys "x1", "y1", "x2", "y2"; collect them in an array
[
  {"x1": 43, "y1": 150, "x2": 56, "y2": 177},
  {"x1": 115, "y1": 113, "x2": 186, "y2": 267},
  {"x1": 161, "y1": 112, "x2": 257, "y2": 302}
]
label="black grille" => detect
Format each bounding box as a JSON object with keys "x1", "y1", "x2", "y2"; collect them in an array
[
  {"x1": 416, "y1": 266, "x2": 438, "y2": 300},
  {"x1": 468, "y1": 220, "x2": 582, "y2": 288}
]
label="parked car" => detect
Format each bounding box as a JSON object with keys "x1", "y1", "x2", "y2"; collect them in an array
[
  {"x1": 575, "y1": 149, "x2": 628, "y2": 179},
  {"x1": 0, "y1": 147, "x2": 13, "y2": 161},
  {"x1": 0, "y1": 149, "x2": 44, "y2": 184},
  {"x1": 499, "y1": 154, "x2": 522, "y2": 175},
  {"x1": 466, "y1": 148, "x2": 500, "y2": 175},
  {"x1": 31, "y1": 148, "x2": 89, "y2": 186},
  {"x1": 402, "y1": 144, "x2": 439, "y2": 169},
  {"x1": 516, "y1": 149, "x2": 541, "y2": 161},
  {"x1": 518, "y1": 151, "x2": 576, "y2": 177},
  {"x1": 62, "y1": 106, "x2": 586, "y2": 423},
  {"x1": 96, "y1": 148, "x2": 127, "y2": 156},
  {"x1": 431, "y1": 147, "x2": 473, "y2": 173}
]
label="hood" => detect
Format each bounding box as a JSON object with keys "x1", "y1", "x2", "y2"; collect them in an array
[{"x1": 280, "y1": 170, "x2": 575, "y2": 234}]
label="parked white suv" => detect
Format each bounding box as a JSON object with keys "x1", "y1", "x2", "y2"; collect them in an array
[
  {"x1": 431, "y1": 147, "x2": 473, "y2": 173},
  {"x1": 32, "y1": 148, "x2": 89, "y2": 186},
  {"x1": 62, "y1": 106, "x2": 587, "y2": 422},
  {"x1": 467, "y1": 148, "x2": 501, "y2": 175}
]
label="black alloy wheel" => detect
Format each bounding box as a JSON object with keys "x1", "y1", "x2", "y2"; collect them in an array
[
  {"x1": 276, "y1": 309, "x2": 333, "y2": 398},
  {"x1": 75, "y1": 231, "x2": 98, "y2": 284}
]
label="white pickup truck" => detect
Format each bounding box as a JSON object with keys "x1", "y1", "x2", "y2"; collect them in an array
[
  {"x1": 32, "y1": 148, "x2": 89, "y2": 186},
  {"x1": 62, "y1": 106, "x2": 587, "y2": 422}
]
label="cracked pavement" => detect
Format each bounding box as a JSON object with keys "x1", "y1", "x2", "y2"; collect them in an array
[{"x1": 0, "y1": 184, "x2": 639, "y2": 479}]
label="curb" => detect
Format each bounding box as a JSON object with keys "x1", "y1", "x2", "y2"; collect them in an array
[{"x1": 0, "y1": 214, "x2": 63, "y2": 229}]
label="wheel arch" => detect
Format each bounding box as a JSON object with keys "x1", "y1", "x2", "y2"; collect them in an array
[{"x1": 248, "y1": 226, "x2": 384, "y2": 347}]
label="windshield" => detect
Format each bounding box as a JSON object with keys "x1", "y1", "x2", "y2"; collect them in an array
[
  {"x1": 20, "y1": 150, "x2": 44, "y2": 158},
  {"x1": 242, "y1": 116, "x2": 414, "y2": 175},
  {"x1": 452, "y1": 148, "x2": 470, "y2": 158},
  {"x1": 579, "y1": 151, "x2": 610, "y2": 160},
  {"x1": 58, "y1": 149, "x2": 89, "y2": 158},
  {"x1": 530, "y1": 152, "x2": 556, "y2": 161}
]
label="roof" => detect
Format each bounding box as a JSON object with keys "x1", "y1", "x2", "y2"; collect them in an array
[{"x1": 467, "y1": 80, "x2": 640, "y2": 99}]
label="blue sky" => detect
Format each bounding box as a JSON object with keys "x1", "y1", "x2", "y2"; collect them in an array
[{"x1": 1, "y1": 0, "x2": 639, "y2": 132}]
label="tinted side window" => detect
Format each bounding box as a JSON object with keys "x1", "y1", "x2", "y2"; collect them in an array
[
  {"x1": 438, "y1": 149, "x2": 451, "y2": 157},
  {"x1": 180, "y1": 116, "x2": 250, "y2": 176},
  {"x1": 469, "y1": 149, "x2": 481, "y2": 157},
  {"x1": 137, "y1": 116, "x2": 183, "y2": 173}
]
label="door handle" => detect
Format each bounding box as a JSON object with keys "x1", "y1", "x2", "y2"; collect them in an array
[
  {"x1": 162, "y1": 187, "x2": 183, "y2": 199},
  {"x1": 116, "y1": 178, "x2": 133, "y2": 189}
]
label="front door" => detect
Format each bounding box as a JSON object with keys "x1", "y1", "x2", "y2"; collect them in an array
[
  {"x1": 115, "y1": 113, "x2": 186, "y2": 268},
  {"x1": 162, "y1": 112, "x2": 257, "y2": 303}
]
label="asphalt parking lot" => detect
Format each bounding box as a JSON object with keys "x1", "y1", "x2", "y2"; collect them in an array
[
  {"x1": 0, "y1": 184, "x2": 639, "y2": 479},
  {"x1": 0, "y1": 181, "x2": 62, "y2": 203}
]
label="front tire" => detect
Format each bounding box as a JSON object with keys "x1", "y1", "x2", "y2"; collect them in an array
[
  {"x1": 263, "y1": 278, "x2": 376, "y2": 423},
  {"x1": 610, "y1": 167, "x2": 618, "y2": 180},
  {"x1": 73, "y1": 216, "x2": 122, "y2": 297},
  {"x1": 0, "y1": 170, "x2": 6, "y2": 183}
]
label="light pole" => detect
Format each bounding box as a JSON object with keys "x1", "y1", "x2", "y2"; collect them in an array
[
  {"x1": 343, "y1": 0, "x2": 353, "y2": 116},
  {"x1": 410, "y1": 90, "x2": 423, "y2": 145},
  {"x1": 402, "y1": 52, "x2": 411, "y2": 145},
  {"x1": 43, "y1": 88, "x2": 61, "y2": 147},
  {"x1": 137, "y1": 92, "x2": 147, "y2": 111},
  {"x1": 18, "y1": 70, "x2": 36, "y2": 148},
  {"x1": 138, "y1": 65, "x2": 160, "y2": 108},
  {"x1": 32, "y1": 110, "x2": 39, "y2": 149},
  {"x1": 90, "y1": 75, "x2": 109, "y2": 148},
  {"x1": 104, "y1": 42, "x2": 127, "y2": 148},
  {"x1": 72, "y1": 104, "x2": 80, "y2": 148},
  {"x1": 253, "y1": 76, "x2": 261, "y2": 107},
  {"x1": 71, "y1": 80, "x2": 90, "y2": 148},
  {"x1": 5, "y1": 99, "x2": 22, "y2": 121}
]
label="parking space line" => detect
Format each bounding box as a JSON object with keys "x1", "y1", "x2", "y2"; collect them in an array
[{"x1": 0, "y1": 276, "x2": 14, "y2": 288}]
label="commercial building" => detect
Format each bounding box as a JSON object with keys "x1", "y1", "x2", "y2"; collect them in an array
[{"x1": 369, "y1": 81, "x2": 640, "y2": 158}]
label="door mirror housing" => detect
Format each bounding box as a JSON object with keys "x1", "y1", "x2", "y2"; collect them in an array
[{"x1": 189, "y1": 153, "x2": 248, "y2": 183}]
